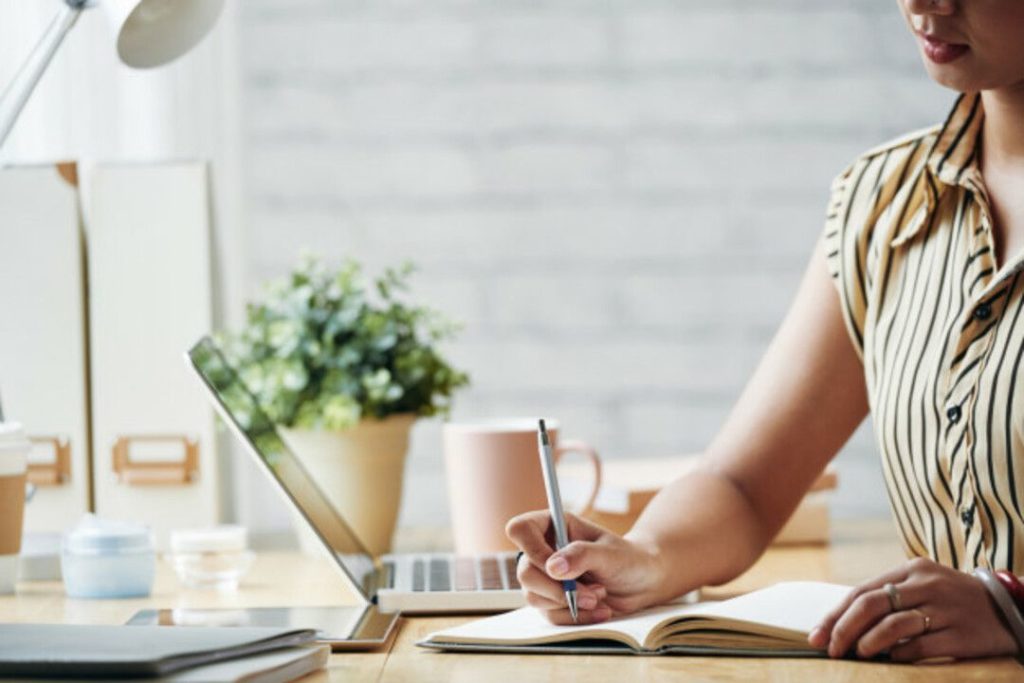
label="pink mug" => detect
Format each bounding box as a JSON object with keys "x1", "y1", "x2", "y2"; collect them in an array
[{"x1": 443, "y1": 418, "x2": 602, "y2": 554}]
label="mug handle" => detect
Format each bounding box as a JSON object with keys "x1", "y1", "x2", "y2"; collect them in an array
[{"x1": 552, "y1": 440, "x2": 602, "y2": 516}]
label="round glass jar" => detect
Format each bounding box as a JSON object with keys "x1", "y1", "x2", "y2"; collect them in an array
[{"x1": 167, "y1": 525, "x2": 254, "y2": 590}]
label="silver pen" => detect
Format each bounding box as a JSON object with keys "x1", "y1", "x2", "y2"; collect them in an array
[{"x1": 537, "y1": 419, "x2": 578, "y2": 623}]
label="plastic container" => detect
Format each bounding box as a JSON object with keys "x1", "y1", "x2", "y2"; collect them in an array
[
  {"x1": 61, "y1": 515, "x2": 155, "y2": 599},
  {"x1": 167, "y1": 525, "x2": 253, "y2": 591}
]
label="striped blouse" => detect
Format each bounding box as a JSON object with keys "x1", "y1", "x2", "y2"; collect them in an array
[{"x1": 824, "y1": 93, "x2": 1024, "y2": 572}]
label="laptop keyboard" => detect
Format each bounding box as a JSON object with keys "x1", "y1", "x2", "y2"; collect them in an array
[
  {"x1": 429, "y1": 558, "x2": 451, "y2": 591},
  {"x1": 384, "y1": 554, "x2": 521, "y2": 592},
  {"x1": 479, "y1": 557, "x2": 501, "y2": 590},
  {"x1": 504, "y1": 555, "x2": 521, "y2": 589},
  {"x1": 411, "y1": 559, "x2": 425, "y2": 592}
]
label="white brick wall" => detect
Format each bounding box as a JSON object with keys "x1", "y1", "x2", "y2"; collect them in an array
[{"x1": 236, "y1": 0, "x2": 954, "y2": 529}]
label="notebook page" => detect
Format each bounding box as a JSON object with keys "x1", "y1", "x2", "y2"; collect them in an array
[
  {"x1": 681, "y1": 582, "x2": 852, "y2": 636},
  {"x1": 425, "y1": 601, "x2": 704, "y2": 650},
  {"x1": 425, "y1": 582, "x2": 852, "y2": 651}
]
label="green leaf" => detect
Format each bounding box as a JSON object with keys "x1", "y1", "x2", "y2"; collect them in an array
[{"x1": 216, "y1": 256, "x2": 470, "y2": 431}]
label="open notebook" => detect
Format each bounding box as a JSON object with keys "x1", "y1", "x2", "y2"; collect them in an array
[{"x1": 419, "y1": 581, "x2": 852, "y2": 656}]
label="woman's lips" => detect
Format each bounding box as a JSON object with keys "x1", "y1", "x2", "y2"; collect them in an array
[{"x1": 920, "y1": 33, "x2": 969, "y2": 64}]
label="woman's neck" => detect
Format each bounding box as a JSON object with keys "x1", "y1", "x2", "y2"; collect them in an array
[
  {"x1": 981, "y1": 85, "x2": 1024, "y2": 168},
  {"x1": 979, "y1": 84, "x2": 1024, "y2": 270}
]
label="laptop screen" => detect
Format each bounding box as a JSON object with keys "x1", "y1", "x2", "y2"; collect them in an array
[{"x1": 187, "y1": 337, "x2": 377, "y2": 597}]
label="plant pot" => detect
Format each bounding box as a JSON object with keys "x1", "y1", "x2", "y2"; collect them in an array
[{"x1": 277, "y1": 413, "x2": 416, "y2": 556}]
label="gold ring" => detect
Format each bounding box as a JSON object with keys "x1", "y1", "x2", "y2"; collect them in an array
[
  {"x1": 912, "y1": 608, "x2": 931, "y2": 635},
  {"x1": 884, "y1": 582, "x2": 903, "y2": 612}
]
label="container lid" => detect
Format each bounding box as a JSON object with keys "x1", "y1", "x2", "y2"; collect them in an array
[
  {"x1": 0, "y1": 422, "x2": 26, "y2": 442},
  {"x1": 63, "y1": 514, "x2": 154, "y2": 554},
  {"x1": 169, "y1": 525, "x2": 248, "y2": 553},
  {"x1": 0, "y1": 423, "x2": 30, "y2": 476}
]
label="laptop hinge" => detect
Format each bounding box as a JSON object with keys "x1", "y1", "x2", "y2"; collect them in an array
[{"x1": 365, "y1": 560, "x2": 393, "y2": 598}]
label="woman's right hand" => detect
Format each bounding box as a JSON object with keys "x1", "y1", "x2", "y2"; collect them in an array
[{"x1": 505, "y1": 511, "x2": 668, "y2": 625}]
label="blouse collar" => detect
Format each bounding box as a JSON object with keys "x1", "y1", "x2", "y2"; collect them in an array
[
  {"x1": 927, "y1": 92, "x2": 984, "y2": 189},
  {"x1": 889, "y1": 93, "x2": 984, "y2": 247}
]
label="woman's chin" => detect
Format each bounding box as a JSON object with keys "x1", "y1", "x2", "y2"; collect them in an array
[
  {"x1": 921, "y1": 61, "x2": 983, "y2": 94},
  {"x1": 920, "y1": 54, "x2": 1018, "y2": 94}
]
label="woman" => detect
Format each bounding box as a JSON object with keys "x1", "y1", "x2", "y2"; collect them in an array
[{"x1": 507, "y1": 0, "x2": 1024, "y2": 663}]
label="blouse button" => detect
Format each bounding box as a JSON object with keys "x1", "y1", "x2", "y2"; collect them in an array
[{"x1": 974, "y1": 303, "x2": 993, "y2": 321}]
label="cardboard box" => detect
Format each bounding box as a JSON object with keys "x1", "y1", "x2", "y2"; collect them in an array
[{"x1": 560, "y1": 456, "x2": 837, "y2": 545}]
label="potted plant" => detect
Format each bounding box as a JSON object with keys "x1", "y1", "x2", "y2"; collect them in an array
[{"x1": 218, "y1": 256, "x2": 469, "y2": 555}]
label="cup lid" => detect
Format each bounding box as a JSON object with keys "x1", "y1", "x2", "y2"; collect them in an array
[
  {"x1": 64, "y1": 515, "x2": 154, "y2": 554},
  {"x1": 0, "y1": 422, "x2": 29, "y2": 476},
  {"x1": 0, "y1": 422, "x2": 28, "y2": 445},
  {"x1": 170, "y1": 525, "x2": 248, "y2": 553}
]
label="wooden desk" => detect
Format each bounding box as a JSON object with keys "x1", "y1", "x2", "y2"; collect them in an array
[{"x1": 2, "y1": 520, "x2": 1021, "y2": 682}]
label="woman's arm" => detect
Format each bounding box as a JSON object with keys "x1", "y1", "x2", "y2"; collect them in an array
[
  {"x1": 627, "y1": 233, "x2": 870, "y2": 598},
  {"x1": 508, "y1": 238, "x2": 869, "y2": 621}
]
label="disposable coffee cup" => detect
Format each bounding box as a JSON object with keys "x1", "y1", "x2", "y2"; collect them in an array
[{"x1": 0, "y1": 423, "x2": 30, "y2": 594}]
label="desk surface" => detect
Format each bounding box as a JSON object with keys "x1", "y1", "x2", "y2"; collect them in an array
[{"x1": 3, "y1": 520, "x2": 1021, "y2": 682}]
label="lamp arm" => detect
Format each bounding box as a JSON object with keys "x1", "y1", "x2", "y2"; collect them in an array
[{"x1": 0, "y1": 0, "x2": 93, "y2": 148}]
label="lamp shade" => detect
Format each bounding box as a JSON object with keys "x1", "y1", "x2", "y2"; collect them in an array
[{"x1": 108, "y1": 0, "x2": 225, "y2": 68}]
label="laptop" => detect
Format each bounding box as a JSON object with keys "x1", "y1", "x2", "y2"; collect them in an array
[{"x1": 184, "y1": 337, "x2": 525, "y2": 619}]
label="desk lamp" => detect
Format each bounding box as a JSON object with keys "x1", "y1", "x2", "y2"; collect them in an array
[{"x1": 0, "y1": 0, "x2": 225, "y2": 147}]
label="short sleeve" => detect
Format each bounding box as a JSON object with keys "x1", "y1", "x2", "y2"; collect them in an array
[{"x1": 822, "y1": 159, "x2": 877, "y2": 360}]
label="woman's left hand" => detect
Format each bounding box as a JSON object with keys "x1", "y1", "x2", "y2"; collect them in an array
[{"x1": 807, "y1": 557, "x2": 1018, "y2": 662}]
